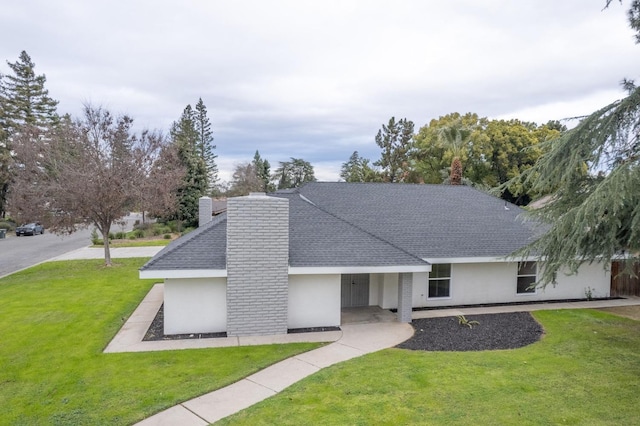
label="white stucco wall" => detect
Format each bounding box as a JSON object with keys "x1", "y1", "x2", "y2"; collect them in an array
[
  {"x1": 164, "y1": 278, "x2": 227, "y2": 335},
  {"x1": 376, "y1": 262, "x2": 611, "y2": 309},
  {"x1": 379, "y1": 273, "x2": 399, "y2": 309},
  {"x1": 288, "y1": 274, "x2": 341, "y2": 329}
]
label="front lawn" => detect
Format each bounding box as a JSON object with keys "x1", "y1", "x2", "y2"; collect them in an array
[
  {"x1": 0, "y1": 259, "x2": 320, "y2": 425},
  {"x1": 221, "y1": 309, "x2": 640, "y2": 425}
]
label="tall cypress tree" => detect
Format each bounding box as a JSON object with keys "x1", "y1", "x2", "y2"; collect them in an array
[
  {"x1": 194, "y1": 98, "x2": 218, "y2": 190},
  {"x1": 170, "y1": 105, "x2": 208, "y2": 227},
  {"x1": 252, "y1": 150, "x2": 272, "y2": 192}
]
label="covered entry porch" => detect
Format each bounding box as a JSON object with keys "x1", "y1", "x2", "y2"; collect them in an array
[{"x1": 339, "y1": 271, "x2": 425, "y2": 323}]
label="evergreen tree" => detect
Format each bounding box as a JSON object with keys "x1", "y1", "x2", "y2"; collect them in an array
[
  {"x1": 194, "y1": 98, "x2": 218, "y2": 189},
  {"x1": 0, "y1": 123, "x2": 9, "y2": 218},
  {"x1": 374, "y1": 117, "x2": 414, "y2": 182},
  {"x1": 0, "y1": 51, "x2": 58, "y2": 133},
  {"x1": 340, "y1": 151, "x2": 379, "y2": 182},
  {"x1": 273, "y1": 158, "x2": 316, "y2": 189},
  {"x1": 0, "y1": 51, "x2": 59, "y2": 217},
  {"x1": 171, "y1": 105, "x2": 208, "y2": 227},
  {"x1": 511, "y1": 1, "x2": 640, "y2": 284},
  {"x1": 252, "y1": 150, "x2": 273, "y2": 192}
]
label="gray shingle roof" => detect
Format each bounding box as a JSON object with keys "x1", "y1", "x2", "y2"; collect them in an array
[
  {"x1": 141, "y1": 182, "x2": 540, "y2": 272},
  {"x1": 140, "y1": 214, "x2": 227, "y2": 271},
  {"x1": 294, "y1": 182, "x2": 538, "y2": 259}
]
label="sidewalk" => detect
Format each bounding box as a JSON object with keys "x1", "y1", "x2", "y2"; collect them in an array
[{"x1": 50, "y1": 246, "x2": 164, "y2": 261}]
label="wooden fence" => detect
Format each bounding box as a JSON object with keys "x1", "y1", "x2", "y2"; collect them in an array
[{"x1": 611, "y1": 261, "x2": 640, "y2": 297}]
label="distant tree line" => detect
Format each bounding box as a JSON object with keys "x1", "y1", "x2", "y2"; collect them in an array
[{"x1": 341, "y1": 113, "x2": 566, "y2": 205}]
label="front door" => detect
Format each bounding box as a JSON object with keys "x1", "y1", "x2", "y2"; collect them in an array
[{"x1": 341, "y1": 274, "x2": 370, "y2": 307}]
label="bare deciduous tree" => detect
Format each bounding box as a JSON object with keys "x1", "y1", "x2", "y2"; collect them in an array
[{"x1": 9, "y1": 104, "x2": 180, "y2": 266}]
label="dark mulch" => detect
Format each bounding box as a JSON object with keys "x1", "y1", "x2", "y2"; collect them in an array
[
  {"x1": 288, "y1": 326, "x2": 341, "y2": 334},
  {"x1": 143, "y1": 304, "x2": 341, "y2": 341},
  {"x1": 396, "y1": 312, "x2": 544, "y2": 352},
  {"x1": 143, "y1": 304, "x2": 227, "y2": 341}
]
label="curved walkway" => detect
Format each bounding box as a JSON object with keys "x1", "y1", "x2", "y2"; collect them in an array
[{"x1": 135, "y1": 321, "x2": 415, "y2": 425}]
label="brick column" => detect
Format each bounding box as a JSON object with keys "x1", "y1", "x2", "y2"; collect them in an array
[
  {"x1": 397, "y1": 272, "x2": 413, "y2": 323},
  {"x1": 226, "y1": 193, "x2": 289, "y2": 336}
]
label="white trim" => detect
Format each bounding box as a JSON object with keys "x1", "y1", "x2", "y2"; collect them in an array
[
  {"x1": 289, "y1": 265, "x2": 431, "y2": 275},
  {"x1": 139, "y1": 269, "x2": 227, "y2": 279},
  {"x1": 423, "y1": 256, "x2": 538, "y2": 264}
]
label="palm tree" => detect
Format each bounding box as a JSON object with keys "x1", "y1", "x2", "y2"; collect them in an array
[{"x1": 436, "y1": 120, "x2": 473, "y2": 185}]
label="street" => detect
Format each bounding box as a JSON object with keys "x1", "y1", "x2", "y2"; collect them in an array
[{"x1": 0, "y1": 213, "x2": 142, "y2": 278}]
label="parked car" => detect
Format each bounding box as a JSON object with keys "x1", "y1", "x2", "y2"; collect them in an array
[{"x1": 15, "y1": 222, "x2": 45, "y2": 236}]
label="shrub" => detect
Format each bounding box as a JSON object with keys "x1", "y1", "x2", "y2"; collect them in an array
[
  {"x1": 152, "y1": 228, "x2": 162, "y2": 236},
  {"x1": 108, "y1": 232, "x2": 115, "y2": 240},
  {"x1": 0, "y1": 220, "x2": 15, "y2": 231},
  {"x1": 134, "y1": 222, "x2": 152, "y2": 231},
  {"x1": 90, "y1": 228, "x2": 100, "y2": 245},
  {"x1": 134, "y1": 229, "x2": 145, "y2": 238},
  {"x1": 128, "y1": 235, "x2": 137, "y2": 240},
  {"x1": 115, "y1": 232, "x2": 127, "y2": 240},
  {"x1": 163, "y1": 234, "x2": 172, "y2": 239}
]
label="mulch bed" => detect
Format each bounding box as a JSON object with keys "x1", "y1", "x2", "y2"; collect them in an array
[
  {"x1": 143, "y1": 304, "x2": 227, "y2": 341},
  {"x1": 396, "y1": 312, "x2": 544, "y2": 352}
]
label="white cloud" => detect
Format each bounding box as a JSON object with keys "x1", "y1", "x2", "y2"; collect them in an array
[{"x1": 1, "y1": 1, "x2": 639, "y2": 182}]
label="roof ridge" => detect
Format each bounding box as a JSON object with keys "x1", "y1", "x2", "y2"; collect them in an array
[{"x1": 296, "y1": 193, "x2": 429, "y2": 265}]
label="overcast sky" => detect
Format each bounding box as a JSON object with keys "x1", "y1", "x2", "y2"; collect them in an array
[{"x1": 1, "y1": 1, "x2": 639, "y2": 182}]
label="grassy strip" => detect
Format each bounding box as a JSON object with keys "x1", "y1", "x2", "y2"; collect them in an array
[
  {"x1": 221, "y1": 309, "x2": 640, "y2": 425},
  {"x1": 91, "y1": 238, "x2": 173, "y2": 248},
  {"x1": 0, "y1": 259, "x2": 320, "y2": 425}
]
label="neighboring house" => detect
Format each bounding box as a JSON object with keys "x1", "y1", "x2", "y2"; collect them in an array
[{"x1": 140, "y1": 183, "x2": 610, "y2": 337}]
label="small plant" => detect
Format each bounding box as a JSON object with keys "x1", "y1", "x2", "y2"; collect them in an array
[
  {"x1": 163, "y1": 234, "x2": 172, "y2": 239},
  {"x1": 134, "y1": 229, "x2": 145, "y2": 238},
  {"x1": 129, "y1": 235, "x2": 137, "y2": 240},
  {"x1": 90, "y1": 228, "x2": 100, "y2": 245},
  {"x1": 115, "y1": 231, "x2": 127, "y2": 240},
  {"x1": 457, "y1": 315, "x2": 480, "y2": 329},
  {"x1": 585, "y1": 286, "x2": 594, "y2": 301}
]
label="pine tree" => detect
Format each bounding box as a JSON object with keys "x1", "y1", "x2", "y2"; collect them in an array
[
  {"x1": 194, "y1": 98, "x2": 218, "y2": 189},
  {"x1": 374, "y1": 117, "x2": 414, "y2": 182},
  {"x1": 252, "y1": 150, "x2": 273, "y2": 192},
  {"x1": 170, "y1": 105, "x2": 208, "y2": 227},
  {"x1": 0, "y1": 51, "x2": 59, "y2": 217},
  {"x1": 0, "y1": 51, "x2": 58, "y2": 133},
  {"x1": 340, "y1": 151, "x2": 379, "y2": 182},
  {"x1": 0, "y1": 123, "x2": 9, "y2": 218},
  {"x1": 512, "y1": 1, "x2": 640, "y2": 284}
]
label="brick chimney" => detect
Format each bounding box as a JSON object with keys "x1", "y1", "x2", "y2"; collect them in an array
[
  {"x1": 226, "y1": 193, "x2": 289, "y2": 336},
  {"x1": 198, "y1": 196, "x2": 213, "y2": 227}
]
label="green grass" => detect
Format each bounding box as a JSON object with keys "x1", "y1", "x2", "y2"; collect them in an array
[
  {"x1": 221, "y1": 309, "x2": 640, "y2": 425},
  {"x1": 0, "y1": 259, "x2": 320, "y2": 425},
  {"x1": 91, "y1": 238, "x2": 173, "y2": 248}
]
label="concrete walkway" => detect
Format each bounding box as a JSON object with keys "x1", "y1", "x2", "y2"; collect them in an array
[
  {"x1": 51, "y1": 246, "x2": 164, "y2": 261},
  {"x1": 136, "y1": 321, "x2": 413, "y2": 425}
]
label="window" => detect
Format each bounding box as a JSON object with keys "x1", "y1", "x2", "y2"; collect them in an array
[
  {"x1": 428, "y1": 264, "x2": 451, "y2": 298},
  {"x1": 517, "y1": 262, "x2": 537, "y2": 294}
]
